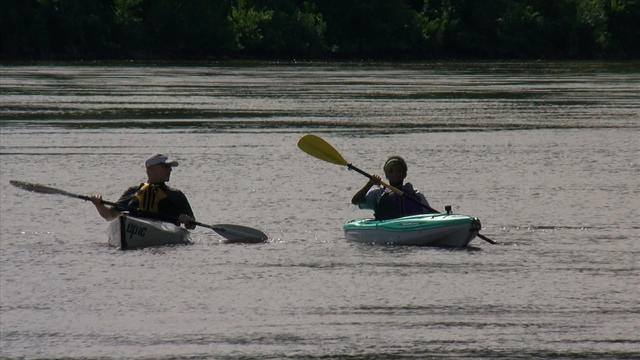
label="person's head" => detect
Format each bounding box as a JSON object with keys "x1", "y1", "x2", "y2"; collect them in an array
[
  {"x1": 145, "y1": 153, "x2": 178, "y2": 183},
  {"x1": 383, "y1": 156, "x2": 407, "y2": 186}
]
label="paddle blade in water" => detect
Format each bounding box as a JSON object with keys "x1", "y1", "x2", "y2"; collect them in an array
[
  {"x1": 195, "y1": 222, "x2": 268, "y2": 243},
  {"x1": 214, "y1": 224, "x2": 268, "y2": 243},
  {"x1": 297, "y1": 134, "x2": 349, "y2": 166},
  {"x1": 477, "y1": 233, "x2": 498, "y2": 245}
]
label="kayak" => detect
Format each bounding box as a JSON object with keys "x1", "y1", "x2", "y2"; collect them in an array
[
  {"x1": 107, "y1": 214, "x2": 191, "y2": 250},
  {"x1": 343, "y1": 213, "x2": 481, "y2": 248}
]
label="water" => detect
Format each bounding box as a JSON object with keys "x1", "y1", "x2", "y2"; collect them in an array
[{"x1": 1, "y1": 62, "x2": 639, "y2": 359}]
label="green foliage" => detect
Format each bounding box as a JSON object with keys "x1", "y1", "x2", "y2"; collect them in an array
[
  {"x1": 228, "y1": 0, "x2": 274, "y2": 50},
  {"x1": 1, "y1": 0, "x2": 638, "y2": 60},
  {"x1": 415, "y1": 0, "x2": 460, "y2": 57},
  {"x1": 228, "y1": 0, "x2": 326, "y2": 58},
  {"x1": 259, "y1": 1, "x2": 327, "y2": 58}
]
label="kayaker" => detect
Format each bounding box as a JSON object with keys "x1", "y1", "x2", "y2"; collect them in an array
[
  {"x1": 351, "y1": 155, "x2": 439, "y2": 220},
  {"x1": 90, "y1": 153, "x2": 196, "y2": 229}
]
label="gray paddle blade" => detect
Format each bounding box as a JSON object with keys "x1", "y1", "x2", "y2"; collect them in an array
[
  {"x1": 11, "y1": 180, "x2": 61, "y2": 194},
  {"x1": 10, "y1": 180, "x2": 84, "y2": 199},
  {"x1": 207, "y1": 223, "x2": 268, "y2": 243}
]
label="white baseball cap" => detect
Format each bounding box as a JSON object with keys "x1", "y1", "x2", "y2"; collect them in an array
[{"x1": 145, "y1": 154, "x2": 179, "y2": 168}]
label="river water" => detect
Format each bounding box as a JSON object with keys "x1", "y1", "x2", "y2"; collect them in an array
[{"x1": 1, "y1": 62, "x2": 638, "y2": 359}]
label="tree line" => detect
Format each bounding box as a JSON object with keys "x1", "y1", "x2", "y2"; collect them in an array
[{"x1": 2, "y1": 0, "x2": 639, "y2": 61}]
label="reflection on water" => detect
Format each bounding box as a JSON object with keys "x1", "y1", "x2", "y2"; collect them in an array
[{"x1": 2, "y1": 62, "x2": 639, "y2": 132}]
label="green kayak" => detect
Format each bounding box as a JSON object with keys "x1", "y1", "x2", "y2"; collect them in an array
[{"x1": 344, "y1": 213, "x2": 481, "y2": 247}]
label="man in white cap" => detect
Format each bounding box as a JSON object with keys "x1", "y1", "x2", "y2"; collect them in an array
[{"x1": 90, "y1": 154, "x2": 195, "y2": 229}]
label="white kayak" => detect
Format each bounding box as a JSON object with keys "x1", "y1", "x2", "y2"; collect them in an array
[
  {"x1": 343, "y1": 213, "x2": 481, "y2": 248},
  {"x1": 107, "y1": 214, "x2": 191, "y2": 250}
]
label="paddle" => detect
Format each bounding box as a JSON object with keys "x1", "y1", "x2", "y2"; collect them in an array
[
  {"x1": 477, "y1": 234, "x2": 497, "y2": 244},
  {"x1": 10, "y1": 180, "x2": 268, "y2": 243},
  {"x1": 296, "y1": 134, "x2": 439, "y2": 211},
  {"x1": 296, "y1": 134, "x2": 497, "y2": 245}
]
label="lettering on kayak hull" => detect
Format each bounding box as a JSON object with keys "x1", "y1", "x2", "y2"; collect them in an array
[
  {"x1": 125, "y1": 223, "x2": 148, "y2": 239},
  {"x1": 108, "y1": 215, "x2": 191, "y2": 250}
]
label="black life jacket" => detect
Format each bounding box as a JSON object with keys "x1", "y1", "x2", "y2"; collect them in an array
[{"x1": 374, "y1": 186, "x2": 425, "y2": 221}]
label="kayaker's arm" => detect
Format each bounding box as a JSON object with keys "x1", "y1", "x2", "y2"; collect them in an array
[
  {"x1": 351, "y1": 175, "x2": 382, "y2": 205},
  {"x1": 90, "y1": 194, "x2": 121, "y2": 221}
]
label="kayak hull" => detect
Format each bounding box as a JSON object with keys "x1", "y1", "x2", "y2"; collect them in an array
[
  {"x1": 344, "y1": 213, "x2": 481, "y2": 248},
  {"x1": 107, "y1": 214, "x2": 191, "y2": 250}
]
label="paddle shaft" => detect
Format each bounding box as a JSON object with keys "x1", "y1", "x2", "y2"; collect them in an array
[
  {"x1": 87, "y1": 196, "x2": 119, "y2": 208},
  {"x1": 33, "y1": 185, "x2": 183, "y2": 224},
  {"x1": 77, "y1": 194, "x2": 191, "y2": 227},
  {"x1": 347, "y1": 163, "x2": 440, "y2": 214},
  {"x1": 192, "y1": 221, "x2": 230, "y2": 232}
]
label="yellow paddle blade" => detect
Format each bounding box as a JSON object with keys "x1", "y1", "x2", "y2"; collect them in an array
[{"x1": 297, "y1": 134, "x2": 349, "y2": 166}]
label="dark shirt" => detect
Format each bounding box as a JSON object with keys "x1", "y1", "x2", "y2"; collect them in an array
[
  {"x1": 358, "y1": 184, "x2": 434, "y2": 221},
  {"x1": 374, "y1": 186, "x2": 426, "y2": 221},
  {"x1": 115, "y1": 183, "x2": 194, "y2": 224}
]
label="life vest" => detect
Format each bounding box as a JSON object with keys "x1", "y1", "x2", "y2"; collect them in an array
[
  {"x1": 374, "y1": 185, "x2": 425, "y2": 221},
  {"x1": 134, "y1": 183, "x2": 168, "y2": 213}
]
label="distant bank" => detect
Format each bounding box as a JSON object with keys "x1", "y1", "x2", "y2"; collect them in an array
[{"x1": 2, "y1": 0, "x2": 639, "y2": 61}]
